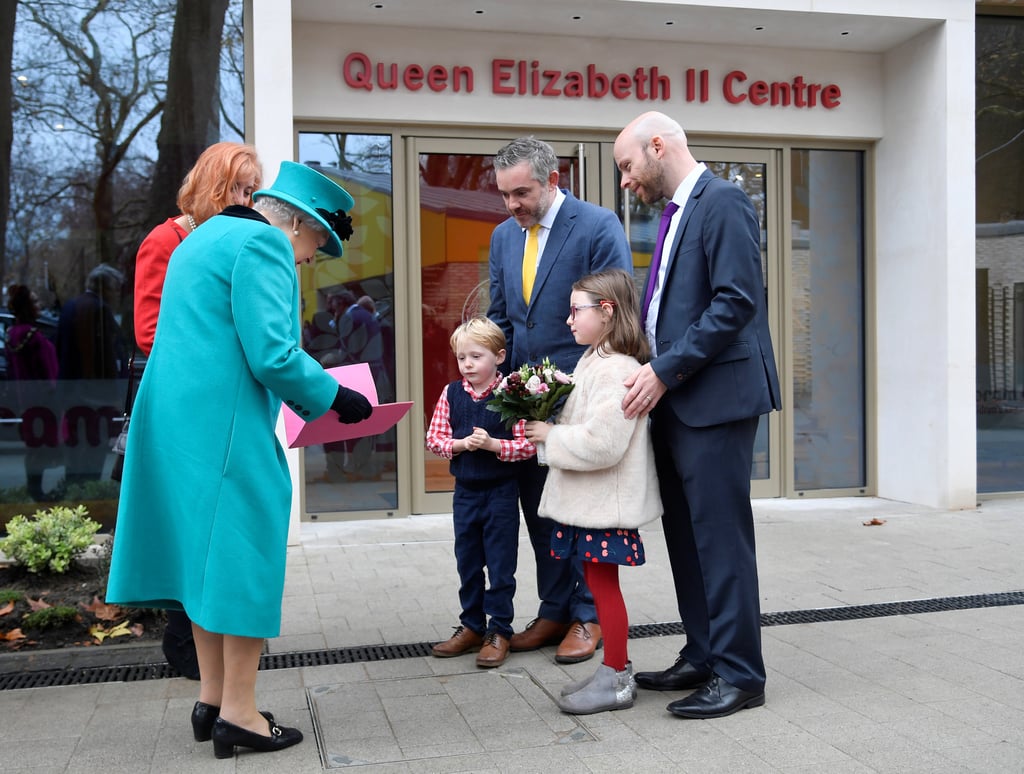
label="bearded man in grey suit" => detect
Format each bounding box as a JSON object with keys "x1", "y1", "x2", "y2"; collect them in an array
[
  {"x1": 615, "y1": 112, "x2": 781, "y2": 719},
  {"x1": 487, "y1": 136, "x2": 633, "y2": 664}
]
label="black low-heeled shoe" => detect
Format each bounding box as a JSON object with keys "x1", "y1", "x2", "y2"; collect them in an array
[
  {"x1": 191, "y1": 701, "x2": 275, "y2": 742},
  {"x1": 211, "y1": 716, "x2": 303, "y2": 759}
]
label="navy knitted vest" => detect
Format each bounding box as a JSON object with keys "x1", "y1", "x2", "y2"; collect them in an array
[{"x1": 447, "y1": 381, "x2": 521, "y2": 484}]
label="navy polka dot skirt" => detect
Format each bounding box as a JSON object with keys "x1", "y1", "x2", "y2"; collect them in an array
[{"x1": 550, "y1": 524, "x2": 645, "y2": 566}]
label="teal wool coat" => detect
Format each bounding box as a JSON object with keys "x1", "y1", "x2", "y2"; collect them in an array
[{"x1": 106, "y1": 208, "x2": 339, "y2": 638}]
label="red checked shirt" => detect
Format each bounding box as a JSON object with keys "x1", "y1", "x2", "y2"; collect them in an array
[{"x1": 425, "y1": 375, "x2": 536, "y2": 461}]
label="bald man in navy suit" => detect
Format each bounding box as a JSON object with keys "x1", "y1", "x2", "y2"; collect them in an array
[
  {"x1": 615, "y1": 112, "x2": 781, "y2": 719},
  {"x1": 487, "y1": 136, "x2": 633, "y2": 664}
]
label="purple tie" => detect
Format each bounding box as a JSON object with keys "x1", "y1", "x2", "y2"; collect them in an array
[{"x1": 641, "y1": 201, "x2": 680, "y2": 327}]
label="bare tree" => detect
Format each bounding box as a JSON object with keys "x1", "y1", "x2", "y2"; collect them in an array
[
  {"x1": 144, "y1": 0, "x2": 230, "y2": 232},
  {"x1": 0, "y1": 0, "x2": 17, "y2": 286},
  {"x1": 12, "y1": 0, "x2": 176, "y2": 280},
  {"x1": 976, "y1": 17, "x2": 1024, "y2": 223}
]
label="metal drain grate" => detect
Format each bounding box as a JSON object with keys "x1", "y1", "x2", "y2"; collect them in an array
[
  {"x1": 4, "y1": 590, "x2": 1023, "y2": 691},
  {"x1": 261, "y1": 642, "x2": 434, "y2": 671}
]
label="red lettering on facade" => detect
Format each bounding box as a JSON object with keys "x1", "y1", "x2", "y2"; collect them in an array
[
  {"x1": 564, "y1": 71, "x2": 584, "y2": 97},
  {"x1": 611, "y1": 73, "x2": 631, "y2": 99},
  {"x1": 541, "y1": 70, "x2": 560, "y2": 96},
  {"x1": 821, "y1": 84, "x2": 841, "y2": 109},
  {"x1": 452, "y1": 66, "x2": 473, "y2": 93},
  {"x1": 347, "y1": 53, "x2": 839, "y2": 109},
  {"x1": 588, "y1": 65, "x2": 609, "y2": 98},
  {"x1": 343, "y1": 52, "x2": 474, "y2": 94},
  {"x1": 723, "y1": 70, "x2": 747, "y2": 104},
  {"x1": 722, "y1": 69, "x2": 841, "y2": 109},
  {"x1": 404, "y1": 63, "x2": 424, "y2": 90},
  {"x1": 343, "y1": 52, "x2": 374, "y2": 91},
  {"x1": 427, "y1": 65, "x2": 447, "y2": 92},
  {"x1": 749, "y1": 80, "x2": 769, "y2": 105},
  {"x1": 493, "y1": 59, "x2": 515, "y2": 94},
  {"x1": 686, "y1": 68, "x2": 708, "y2": 102},
  {"x1": 770, "y1": 81, "x2": 791, "y2": 106}
]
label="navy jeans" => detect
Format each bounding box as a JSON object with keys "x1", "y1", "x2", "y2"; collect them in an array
[{"x1": 452, "y1": 477, "x2": 520, "y2": 638}]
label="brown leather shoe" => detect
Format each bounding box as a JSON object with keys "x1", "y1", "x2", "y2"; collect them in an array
[
  {"x1": 555, "y1": 622, "x2": 603, "y2": 664},
  {"x1": 509, "y1": 617, "x2": 571, "y2": 652},
  {"x1": 431, "y1": 625, "x2": 483, "y2": 658},
  {"x1": 476, "y1": 631, "x2": 511, "y2": 668}
]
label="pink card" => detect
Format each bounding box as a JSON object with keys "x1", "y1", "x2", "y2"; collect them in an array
[{"x1": 283, "y1": 363, "x2": 413, "y2": 448}]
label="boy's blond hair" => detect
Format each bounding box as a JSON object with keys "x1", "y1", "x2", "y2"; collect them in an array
[{"x1": 450, "y1": 316, "x2": 506, "y2": 355}]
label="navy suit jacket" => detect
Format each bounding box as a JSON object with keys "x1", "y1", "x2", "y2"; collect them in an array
[
  {"x1": 487, "y1": 190, "x2": 633, "y2": 370},
  {"x1": 651, "y1": 170, "x2": 781, "y2": 427}
]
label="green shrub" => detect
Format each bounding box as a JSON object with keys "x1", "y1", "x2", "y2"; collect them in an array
[
  {"x1": 0, "y1": 505, "x2": 101, "y2": 574},
  {"x1": 22, "y1": 605, "x2": 79, "y2": 630},
  {"x1": 0, "y1": 589, "x2": 24, "y2": 605}
]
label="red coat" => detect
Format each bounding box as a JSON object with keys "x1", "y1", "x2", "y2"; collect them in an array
[{"x1": 134, "y1": 217, "x2": 188, "y2": 354}]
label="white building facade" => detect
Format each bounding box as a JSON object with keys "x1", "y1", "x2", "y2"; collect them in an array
[{"x1": 244, "y1": 1, "x2": 976, "y2": 523}]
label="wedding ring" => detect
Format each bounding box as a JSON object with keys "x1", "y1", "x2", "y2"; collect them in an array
[{"x1": 644, "y1": 395, "x2": 652, "y2": 403}]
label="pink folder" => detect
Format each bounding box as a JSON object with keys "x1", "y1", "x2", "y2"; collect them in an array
[{"x1": 283, "y1": 363, "x2": 413, "y2": 448}]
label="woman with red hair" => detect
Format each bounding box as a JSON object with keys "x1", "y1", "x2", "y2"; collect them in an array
[{"x1": 134, "y1": 142, "x2": 263, "y2": 353}]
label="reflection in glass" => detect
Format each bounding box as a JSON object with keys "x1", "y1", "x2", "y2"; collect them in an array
[
  {"x1": 418, "y1": 153, "x2": 577, "y2": 493},
  {"x1": 297, "y1": 133, "x2": 398, "y2": 513},
  {"x1": 791, "y1": 150, "x2": 865, "y2": 490},
  {"x1": 617, "y1": 161, "x2": 771, "y2": 480},
  {"x1": 976, "y1": 16, "x2": 1024, "y2": 493}
]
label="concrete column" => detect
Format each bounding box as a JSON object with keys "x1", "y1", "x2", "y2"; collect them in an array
[{"x1": 875, "y1": 15, "x2": 976, "y2": 508}]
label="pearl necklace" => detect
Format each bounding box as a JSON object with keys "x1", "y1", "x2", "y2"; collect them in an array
[{"x1": 186, "y1": 214, "x2": 198, "y2": 232}]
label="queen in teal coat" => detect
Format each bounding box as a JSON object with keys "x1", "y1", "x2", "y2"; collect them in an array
[{"x1": 106, "y1": 162, "x2": 372, "y2": 758}]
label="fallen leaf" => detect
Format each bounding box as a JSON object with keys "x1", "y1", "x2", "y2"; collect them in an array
[
  {"x1": 2, "y1": 628, "x2": 25, "y2": 642},
  {"x1": 106, "y1": 621, "x2": 133, "y2": 639},
  {"x1": 27, "y1": 596, "x2": 51, "y2": 612},
  {"x1": 90, "y1": 620, "x2": 134, "y2": 643},
  {"x1": 0, "y1": 601, "x2": 14, "y2": 617},
  {"x1": 862, "y1": 517, "x2": 886, "y2": 526},
  {"x1": 89, "y1": 624, "x2": 109, "y2": 643},
  {"x1": 82, "y1": 596, "x2": 123, "y2": 622}
]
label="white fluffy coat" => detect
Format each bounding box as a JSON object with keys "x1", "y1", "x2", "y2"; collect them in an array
[{"x1": 539, "y1": 348, "x2": 662, "y2": 529}]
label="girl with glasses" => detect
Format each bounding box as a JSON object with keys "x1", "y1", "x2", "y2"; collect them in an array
[{"x1": 523, "y1": 268, "x2": 662, "y2": 714}]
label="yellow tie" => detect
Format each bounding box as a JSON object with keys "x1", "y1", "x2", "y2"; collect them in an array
[{"x1": 522, "y1": 225, "x2": 540, "y2": 303}]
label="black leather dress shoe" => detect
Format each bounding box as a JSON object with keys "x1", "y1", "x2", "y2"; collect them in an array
[
  {"x1": 635, "y1": 658, "x2": 711, "y2": 691},
  {"x1": 666, "y1": 675, "x2": 765, "y2": 719},
  {"x1": 211, "y1": 716, "x2": 303, "y2": 759},
  {"x1": 191, "y1": 702, "x2": 275, "y2": 743}
]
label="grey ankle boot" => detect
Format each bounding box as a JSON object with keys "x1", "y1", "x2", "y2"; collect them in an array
[
  {"x1": 556, "y1": 663, "x2": 635, "y2": 714},
  {"x1": 561, "y1": 660, "x2": 634, "y2": 697}
]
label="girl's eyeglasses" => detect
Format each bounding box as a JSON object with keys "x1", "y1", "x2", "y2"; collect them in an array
[{"x1": 568, "y1": 300, "x2": 615, "y2": 321}]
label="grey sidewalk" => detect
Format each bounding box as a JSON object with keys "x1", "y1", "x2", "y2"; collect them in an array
[{"x1": 4, "y1": 496, "x2": 1024, "y2": 772}]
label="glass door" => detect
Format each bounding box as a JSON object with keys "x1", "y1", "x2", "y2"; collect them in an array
[
  {"x1": 618, "y1": 146, "x2": 783, "y2": 498},
  {"x1": 409, "y1": 137, "x2": 602, "y2": 514},
  {"x1": 295, "y1": 131, "x2": 400, "y2": 519}
]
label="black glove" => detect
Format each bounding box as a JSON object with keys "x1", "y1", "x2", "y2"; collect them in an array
[{"x1": 331, "y1": 385, "x2": 372, "y2": 424}]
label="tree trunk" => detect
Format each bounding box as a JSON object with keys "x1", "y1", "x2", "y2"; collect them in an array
[
  {"x1": 144, "y1": 0, "x2": 230, "y2": 232},
  {"x1": 0, "y1": 0, "x2": 18, "y2": 286}
]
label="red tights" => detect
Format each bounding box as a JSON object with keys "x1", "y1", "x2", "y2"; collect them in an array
[{"x1": 583, "y1": 561, "x2": 628, "y2": 671}]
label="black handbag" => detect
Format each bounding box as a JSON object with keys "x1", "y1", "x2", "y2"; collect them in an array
[{"x1": 110, "y1": 353, "x2": 137, "y2": 482}]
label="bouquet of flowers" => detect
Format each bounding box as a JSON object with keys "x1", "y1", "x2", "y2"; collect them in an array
[{"x1": 486, "y1": 357, "x2": 574, "y2": 429}]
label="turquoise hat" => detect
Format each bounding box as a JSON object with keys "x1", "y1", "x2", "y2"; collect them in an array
[{"x1": 252, "y1": 161, "x2": 355, "y2": 257}]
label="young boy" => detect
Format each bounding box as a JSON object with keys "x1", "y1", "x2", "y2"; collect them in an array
[{"x1": 425, "y1": 317, "x2": 535, "y2": 668}]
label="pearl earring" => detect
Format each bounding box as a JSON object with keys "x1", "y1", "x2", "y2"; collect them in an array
[{"x1": 293, "y1": 229, "x2": 300, "y2": 236}]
